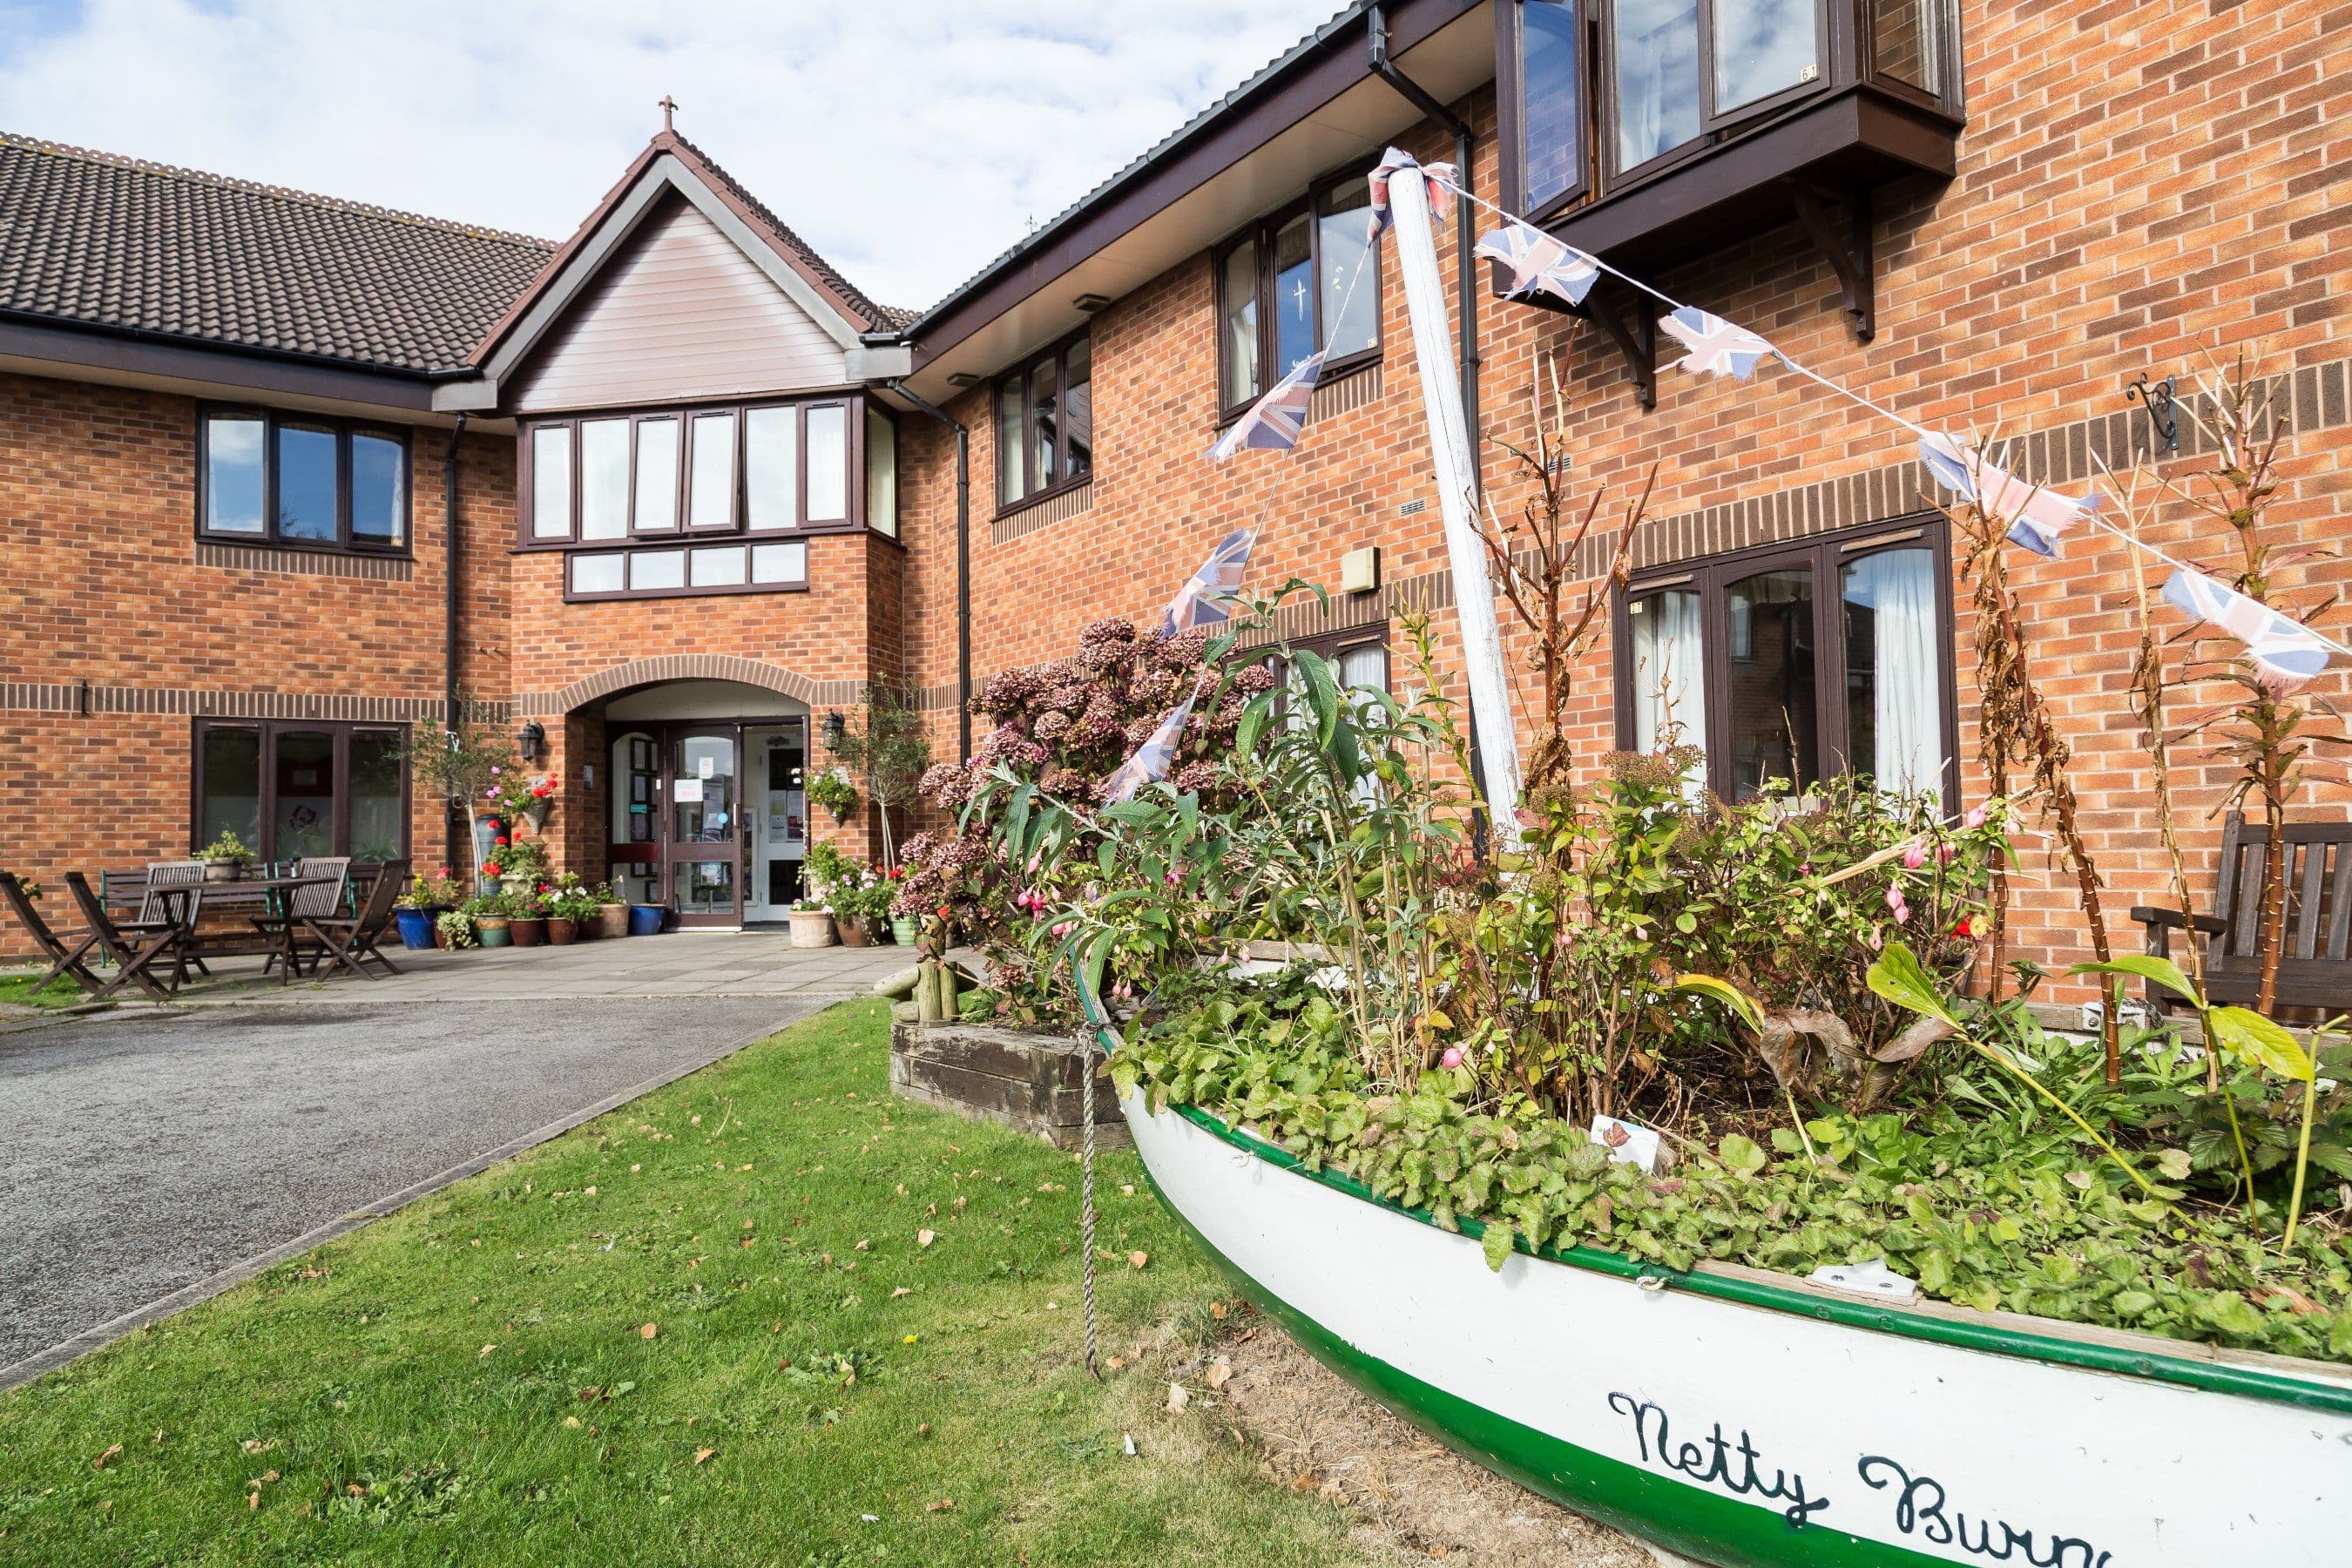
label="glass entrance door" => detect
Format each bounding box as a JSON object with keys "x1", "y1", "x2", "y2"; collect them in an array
[{"x1": 665, "y1": 728, "x2": 740, "y2": 926}]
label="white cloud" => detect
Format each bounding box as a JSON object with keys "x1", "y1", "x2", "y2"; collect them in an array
[{"x1": 0, "y1": 0, "x2": 1346, "y2": 310}]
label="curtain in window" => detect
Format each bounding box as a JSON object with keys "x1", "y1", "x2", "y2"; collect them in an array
[
  {"x1": 1631, "y1": 589, "x2": 1706, "y2": 755},
  {"x1": 1842, "y1": 549, "x2": 1942, "y2": 795}
]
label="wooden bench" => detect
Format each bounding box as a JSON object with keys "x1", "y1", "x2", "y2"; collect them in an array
[{"x1": 2132, "y1": 813, "x2": 2352, "y2": 1011}]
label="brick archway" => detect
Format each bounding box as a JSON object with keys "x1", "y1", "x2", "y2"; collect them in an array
[{"x1": 519, "y1": 655, "x2": 862, "y2": 717}]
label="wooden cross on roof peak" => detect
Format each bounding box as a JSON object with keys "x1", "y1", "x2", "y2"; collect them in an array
[{"x1": 659, "y1": 95, "x2": 679, "y2": 135}]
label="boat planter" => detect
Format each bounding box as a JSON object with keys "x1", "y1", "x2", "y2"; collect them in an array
[
  {"x1": 546, "y1": 916, "x2": 578, "y2": 946},
  {"x1": 629, "y1": 903, "x2": 666, "y2": 936},
  {"x1": 597, "y1": 902, "x2": 630, "y2": 939},
  {"x1": 508, "y1": 916, "x2": 545, "y2": 948},
  {"x1": 476, "y1": 916, "x2": 511, "y2": 948},
  {"x1": 788, "y1": 909, "x2": 835, "y2": 949},
  {"x1": 394, "y1": 906, "x2": 442, "y2": 950},
  {"x1": 1122, "y1": 1092, "x2": 2352, "y2": 1568}
]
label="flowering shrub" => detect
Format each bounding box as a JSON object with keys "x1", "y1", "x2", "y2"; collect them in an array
[{"x1": 893, "y1": 616, "x2": 1270, "y2": 1023}]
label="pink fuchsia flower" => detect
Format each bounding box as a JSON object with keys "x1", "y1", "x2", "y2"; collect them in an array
[
  {"x1": 1885, "y1": 883, "x2": 1910, "y2": 923},
  {"x1": 1051, "y1": 921, "x2": 1072, "y2": 937},
  {"x1": 490, "y1": 766, "x2": 502, "y2": 775},
  {"x1": 1963, "y1": 804, "x2": 1987, "y2": 829},
  {"x1": 1938, "y1": 844, "x2": 1956, "y2": 864},
  {"x1": 1440, "y1": 1047, "x2": 1464, "y2": 1070},
  {"x1": 1868, "y1": 929, "x2": 1883, "y2": 951},
  {"x1": 1901, "y1": 839, "x2": 1927, "y2": 870}
]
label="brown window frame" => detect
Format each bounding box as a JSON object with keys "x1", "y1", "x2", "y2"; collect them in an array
[
  {"x1": 517, "y1": 393, "x2": 873, "y2": 550},
  {"x1": 1611, "y1": 513, "x2": 1959, "y2": 808},
  {"x1": 190, "y1": 718, "x2": 411, "y2": 864},
  {"x1": 1497, "y1": 0, "x2": 1963, "y2": 225},
  {"x1": 1213, "y1": 166, "x2": 1385, "y2": 423},
  {"x1": 993, "y1": 330, "x2": 1092, "y2": 516},
  {"x1": 195, "y1": 405, "x2": 414, "y2": 558},
  {"x1": 561, "y1": 538, "x2": 814, "y2": 605}
]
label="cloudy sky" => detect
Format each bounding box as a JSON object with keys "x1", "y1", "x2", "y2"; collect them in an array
[{"x1": 0, "y1": 0, "x2": 1345, "y2": 311}]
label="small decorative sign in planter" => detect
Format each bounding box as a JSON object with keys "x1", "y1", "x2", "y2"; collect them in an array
[{"x1": 889, "y1": 1020, "x2": 1126, "y2": 1151}]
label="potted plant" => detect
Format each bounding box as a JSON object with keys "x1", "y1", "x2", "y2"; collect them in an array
[
  {"x1": 472, "y1": 893, "x2": 511, "y2": 949},
  {"x1": 198, "y1": 828, "x2": 253, "y2": 883},
  {"x1": 886, "y1": 865, "x2": 918, "y2": 944},
  {"x1": 807, "y1": 767, "x2": 858, "y2": 826},
  {"x1": 545, "y1": 875, "x2": 600, "y2": 945},
  {"x1": 434, "y1": 908, "x2": 476, "y2": 950},
  {"x1": 508, "y1": 885, "x2": 548, "y2": 948},
  {"x1": 594, "y1": 880, "x2": 630, "y2": 939},
  {"x1": 826, "y1": 863, "x2": 876, "y2": 946},
  {"x1": 818, "y1": 684, "x2": 932, "y2": 868},
  {"x1": 787, "y1": 896, "x2": 835, "y2": 949},
  {"x1": 394, "y1": 868, "x2": 463, "y2": 950},
  {"x1": 495, "y1": 834, "x2": 551, "y2": 892}
]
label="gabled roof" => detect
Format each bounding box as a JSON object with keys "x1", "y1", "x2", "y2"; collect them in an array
[
  {"x1": 0, "y1": 132, "x2": 554, "y2": 375},
  {"x1": 463, "y1": 130, "x2": 907, "y2": 382}
]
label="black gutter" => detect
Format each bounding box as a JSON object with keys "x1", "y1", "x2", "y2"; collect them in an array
[
  {"x1": 884, "y1": 382, "x2": 974, "y2": 762},
  {"x1": 1368, "y1": 3, "x2": 1479, "y2": 494}
]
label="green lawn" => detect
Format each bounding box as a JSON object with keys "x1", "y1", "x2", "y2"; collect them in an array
[
  {"x1": 0, "y1": 972, "x2": 86, "y2": 1008},
  {"x1": 0, "y1": 1002, "x2": 1362, "y2": 1566}
]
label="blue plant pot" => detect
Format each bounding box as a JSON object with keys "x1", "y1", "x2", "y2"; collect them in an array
[
  {"x1": 628, "y1": 903, "x2": 666, "y2": 936},
  {"x1": 395, "y1": 906, "x2": 442, "y2": 950}
]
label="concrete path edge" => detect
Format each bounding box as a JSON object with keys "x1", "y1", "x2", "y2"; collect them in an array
[{"x1": 0, "y1": 1004, "x2": 822, "y2": 1392}]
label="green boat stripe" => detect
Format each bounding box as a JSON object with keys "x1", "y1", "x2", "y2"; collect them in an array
[
  {"x1": 1149, "y1": 1167, "x2": 1974, "y2": 1568},
  {"x1": 1156, "y1": 1098, "x2": 2352, "y2": 1418}
]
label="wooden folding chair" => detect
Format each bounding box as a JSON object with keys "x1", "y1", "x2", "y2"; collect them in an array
[
  {"x1": 140, "y1": 860, "x2": 212, "y2": 985},
  {"x1": 63, "y1": 872, "x2": 183, "y2": 1002},
  {"x1": 254, "y1": 857, "x2": 350, "y2": 982},
  {"x1": 296, "y1": 859, "x2": 407, "y2": 980},
  {"x1": 0, "y1": 870, "x2": 103, "y2": 997}
]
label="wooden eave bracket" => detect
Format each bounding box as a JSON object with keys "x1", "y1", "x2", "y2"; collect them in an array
[
  {"x1": 1789, "y1": 184, "x2": 1876, "y2": 342},
  {"x1": 1584, "y1": 284, "x2": 1657, "y2": 410}
]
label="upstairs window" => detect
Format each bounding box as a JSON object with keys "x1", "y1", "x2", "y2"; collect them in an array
[
  {"x1": 1214, "y1": 169, "x2": 1381, "y2": 418},
  {"x1": 199, "y1": 409, "x2": 410, "y2": 553},
  {"x1": 996, "y1": 333, "x2": 1092, "y2": 510},
  {"x1": 524, "y1": 395, "x2": 870, "y2": 544},
  {"x1": 1499, "y1": 0, "x2": 1959, "y2": 224},
  {"x1": 1617, "y1": 518, "x2": 1953, "y2": 805}
]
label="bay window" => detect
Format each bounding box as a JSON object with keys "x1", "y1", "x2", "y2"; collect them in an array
[
  {"x1": 997, "y1": 332, "x2": 1092, "y2": 510},
  {"x1": 193, "y1": 720, "x2": 409, "y2": 864},
  {"x1": 1617, "y1": 519, "x2": 1952, "y2": 804},
  {"x1": 524, "y1": 393, "x2": 888, "y2": 598},
  {"x1": 1214, "y1": 169, "x2": 1381, "y2": 418},
  {"x1": 199, "y1": 408, "x2": 410, "y2": 554}
]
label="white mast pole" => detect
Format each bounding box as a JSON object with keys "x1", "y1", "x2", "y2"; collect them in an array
[{"x1": 1384, "y1": 162, "x2": 1524, "y2": 845}]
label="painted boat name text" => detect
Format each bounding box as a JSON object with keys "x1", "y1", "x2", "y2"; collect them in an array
[
  {"x1": 1606, "y1": 1392, "x2": 1830, "y2": 1529},
  {"x1": 1859, "y1": 1456, "x2": 2113, "y2": 1568}
]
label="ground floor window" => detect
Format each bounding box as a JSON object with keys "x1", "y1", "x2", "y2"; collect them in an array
[
  {"x1": 1615, "y1": 517, "x2": 1953, "y2": 803},
  {"x1": 193, "y1": 720, "x2": 409, "y2": 862}
]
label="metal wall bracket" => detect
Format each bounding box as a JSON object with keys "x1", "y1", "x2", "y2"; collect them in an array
[
  {"x1": 1790, "y1": 185, "x2": 1876, "y2": 342},
  {"x1": 2127, "y1": 372, "x2": 2180, "y2": 451},
  {"x1": 1585, "y1": 284, "x2": 1657, "y2": 410}
]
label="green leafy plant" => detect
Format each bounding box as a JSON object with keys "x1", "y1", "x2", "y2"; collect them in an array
[
  {"x1": 398, "y1": 870, "x2": 464, "y2": 909},
  {"x1": 435, "y1": 909, "x2": 476, "y2": 950},
  {"x1": 199, "y1": 828, "x2": 254, "y2": 863},
  {"x1": 806, "y1": 768, "x2": 859, "y2": 823},
  {"x1": 405, "y1": 711, "x2": 521, "y2": 889},
  {"x1": 820, "y1": 684, "x2": 933, "y2": 867}
]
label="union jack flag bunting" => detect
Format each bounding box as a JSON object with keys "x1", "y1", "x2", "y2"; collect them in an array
[
  {"x1": 1474, "y1": 220, "x2": 1598, "y2": 307},
  {"x1": 1101, "y1": 695, "x2": 1197, "y2": 805},
  {"x1": 1917, "y1": 433, "x2": 2101, "y2": 558},
  {"x1": 1367, "y1": 146, "x2": 1456, "y2": 240},
  {"x1": 2162, "y1": 567, "x2": 2334, "y2": 690},
  {"x1": 1159, "y1": 527, "x2": 1257, "y2": 637},
  {"x1": 1206, "y1": 351, "x2": 1324, "y2": 460},
  {"x1": 1659, "y1": 307, "x2": 1775, "y2": 382}
]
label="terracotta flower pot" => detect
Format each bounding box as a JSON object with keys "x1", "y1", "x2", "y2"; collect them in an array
[
  {"x1": 508, "y1": 916, "x2": 545, "y2": 948},
  {"x1": 598, "y1": 902, "x2": 630, "y2": 939},
  {"x1": 547, "y1": 916, "x2": 578, "y2": 945},
  {"x1": 837, "y1": 916, "x2": 870, "y2": 948}
]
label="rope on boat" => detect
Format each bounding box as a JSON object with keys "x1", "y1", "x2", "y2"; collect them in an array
[{"x1": 1078, "y1": 1012, "x2": 1100, "y2": 1381}]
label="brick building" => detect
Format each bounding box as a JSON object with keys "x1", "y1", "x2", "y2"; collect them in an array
[{"x1": 4, "y1": 0, "x2": 2347, "y2": 990}]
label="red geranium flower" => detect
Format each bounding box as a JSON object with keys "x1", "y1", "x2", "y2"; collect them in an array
[
  {"x1": 936, "y1": 905, "x2": 953, "y2": 919},
  {"x1": 1953, "y1": 917, "x2": 1975, "y2": 939},
  {"x1": 495, "y1": 835, "x2": 510, "y2": 846},
  {"x1": 483, "y1": 862, "x2": 503, "y2": 877}
]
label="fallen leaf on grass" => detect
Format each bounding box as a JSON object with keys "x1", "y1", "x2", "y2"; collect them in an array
[
  {"x1": 1205, "y1": 1361, "x2": 1232, "y2": 1390},
  {"x1": 693, "y1": 1447, "x2": 716, "y2": 1465},
  {"x1": 1210, "y1": 1301, "x2": 1228, "y2": 1320},
  {"x1": 926, "y1": 1498, "x2": 955, "y2": 1513},
  {"x1": 639, "y1": 1323, "x2": 659, "y2": 1340},
  {"x1": 891, "y1": 1287, "x2": 912, "y2": 1298},
  {"x1": 1165, "y1": 1383, "x2": 1189, "y2": 1414},
  {"x1": 917, "y1": 1423, "x2": 933, "y2": 1438},
  {"x1": 1127, "y1": 1251, "x2": 1148, "y2": 1269},
  {"x1": 92, "y1": 1443, "x2": 121, "y2": 1470},
  {"x1": 855, "y1": 1239, "x2": 871, "y2": 1252},
  {"x1": 584, "y1": 1186, "x2": 596, "y2": 1196},
  {"x1": 917, "y1": 1229, "x2": 936, "y2": 1248},
  {"x1": 563, "y1": 1416, "x2": 581, "y2": 1429},
  {"x1": 1105, "y1": 1355, "x2": 1125, "y2": 1371},
  {"x1": 479, "y1": 1344, "x2": 497, "y2": 1358},
  {"x1": 240, "y1": 1438, "x2": 280, "y2": 1455}
]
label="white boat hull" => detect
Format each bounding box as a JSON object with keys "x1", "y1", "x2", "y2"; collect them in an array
[{"x1": 1124, "y1": 1092, "x2": 2352, "y2": 1568}]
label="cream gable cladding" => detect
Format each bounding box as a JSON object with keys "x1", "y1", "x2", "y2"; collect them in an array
[{"x1": 508, "y1": 193, "x2": 850, "y2": 412}]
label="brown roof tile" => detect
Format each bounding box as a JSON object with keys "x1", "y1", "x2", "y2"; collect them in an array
[{"x1": 0, "y1": 132, "x2": 557, "y2": 373}]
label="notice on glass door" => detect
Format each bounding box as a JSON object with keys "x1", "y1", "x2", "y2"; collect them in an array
[{"x1": 674, "y1": 779, "x2": 705, "y2": 803}]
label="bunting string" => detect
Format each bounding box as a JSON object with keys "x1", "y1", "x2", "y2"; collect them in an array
[{"x1": 1416, "y1": 166, "x2": 2352, "y2": 678}]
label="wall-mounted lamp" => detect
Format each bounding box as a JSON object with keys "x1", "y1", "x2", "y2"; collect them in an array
[
  {"x1": 821, "y1": 709, "x2": 847, "y2": 752},
  {"x1": 517, "y1": 720, "x2": 545, "y2": 762},
  {"x1": 2127, "y1": 372, "x2": 2180, "y2": 452}
]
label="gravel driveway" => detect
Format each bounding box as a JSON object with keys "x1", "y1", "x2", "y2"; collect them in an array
[{"x1": 0, "y1": 997, "x2": 818, "y2": 1378}]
